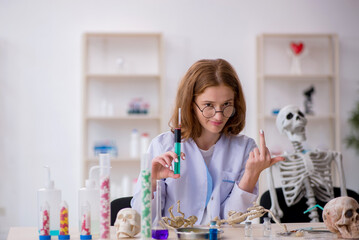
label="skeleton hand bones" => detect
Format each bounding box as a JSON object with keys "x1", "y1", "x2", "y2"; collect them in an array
[{"x1": 213, "y1": 202, "x2": 288, "y2": 233}]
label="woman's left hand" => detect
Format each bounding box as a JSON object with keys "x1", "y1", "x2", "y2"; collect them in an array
[
  {"x1": 238, "y1": 130, "x2": 284, "y2": 193},
  {"x1": 245, "y1": 129, "x2": 285, "y2": 177}
]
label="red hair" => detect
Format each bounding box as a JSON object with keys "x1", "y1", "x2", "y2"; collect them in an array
[{"x1": 169, "y1": 59, "x2": 246, "y2": 140}]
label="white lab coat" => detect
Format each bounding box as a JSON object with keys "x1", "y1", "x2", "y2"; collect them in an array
[{"x1": 131, "y1": 131, "x2": 258, "y2": 224}]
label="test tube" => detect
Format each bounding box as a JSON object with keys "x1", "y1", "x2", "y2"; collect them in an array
[
  {"x1": 39, "y1": 201, "x2": 51, "y2": 240},
  {"x1": 99, "y1": 153, "x2": 111, "y2": 240},
  {"x1": 141, "y1": 153, "x2": 152, "y2": 240},
  {"x1": 80, "y1": 201, "x2": 92, "y2": 240},
  {"x1": 59, "y1": 201, "x2": 70, "y2": 239}
]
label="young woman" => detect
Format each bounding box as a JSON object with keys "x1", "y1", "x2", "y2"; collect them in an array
[{"x1": 131, "y1": 59, "x2": 284, "y2": 224}]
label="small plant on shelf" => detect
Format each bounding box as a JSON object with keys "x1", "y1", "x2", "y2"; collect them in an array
[{"x1": 346, "y1": 101, "x2": 359, "y2": 154}]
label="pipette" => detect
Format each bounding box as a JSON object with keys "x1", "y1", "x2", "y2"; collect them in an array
[{"x1": 174, "y1": 108, "x2": 181, "y2": 175}]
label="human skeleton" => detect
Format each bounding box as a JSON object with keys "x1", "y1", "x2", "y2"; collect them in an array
[{"x1": 267, "y1": 105, "x2": 347, "y2": 222}]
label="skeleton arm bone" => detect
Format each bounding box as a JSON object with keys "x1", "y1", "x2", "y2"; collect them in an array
[
  {"x1": 266, "y1": 166, "x2": 283, "y2": 221},
  {"x1": 332, "y1": 151, "x2": 347, "y2": 196},
  {"x1": 264, "y1": 209, "x2": 288, "y2": 233},
  {"x1": 221, "y1": 203, "x2": 288, "y2": 234},
  {"x1": 176, "y1": 200, "x2": 185, "y2": 218}
]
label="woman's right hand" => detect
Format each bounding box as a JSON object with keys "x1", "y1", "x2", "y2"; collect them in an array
[
  {"x1": 151, "y1": 151, "x2": 185, "y2": 181},
  {"x1": 151, "y1": 151, "x2": 185, "y2": 193}
]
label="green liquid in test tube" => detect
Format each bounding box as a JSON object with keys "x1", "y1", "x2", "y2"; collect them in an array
[{"x1": 141, "y1": 153, "x2": 152, "y2": 240}]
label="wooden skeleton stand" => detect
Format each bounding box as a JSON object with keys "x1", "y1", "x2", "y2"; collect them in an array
[{"x1": 267, "y1": 105, "x2": 347, "y2": 222}]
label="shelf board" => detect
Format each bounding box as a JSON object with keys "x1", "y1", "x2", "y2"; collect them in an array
[
  {"x1": 261, "y1": 33, "x2": 335, "y2": 38},
  {"x1": 261, "y1": 74, "x2": 333, "y2": 80},
  {"x1": 86, "y1": 115, "x2": 161, "y2": 120},
  {"x1": 86, "y1": 157, "x2": 140, "y2": 163},
  {"x1": 86, "y1": 74, "x2": 160, "y2": 80},
  {"x1": 85, "y1": 32, "x2": 161, "y2": 38},
  {"x1": 260, "y1": 114, "x2": 335, "y2": 121}
]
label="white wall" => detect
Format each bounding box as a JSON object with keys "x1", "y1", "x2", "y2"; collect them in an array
[{"x1": 0, "y1": 0, "x2": 358, "y2": 236}]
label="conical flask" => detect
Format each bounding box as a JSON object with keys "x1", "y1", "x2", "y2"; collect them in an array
[{"x1": 152, "y1": 180, "x2": 168, "y2": 239}]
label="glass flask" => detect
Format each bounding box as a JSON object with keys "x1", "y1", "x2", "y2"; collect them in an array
[{"x1": 152, "y1": 180, "x2": 169, "y2": 240}]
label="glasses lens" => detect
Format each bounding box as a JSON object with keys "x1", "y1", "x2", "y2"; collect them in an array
[
  {"x1": 202, "y1": 106, "x2": 216, "y2": 118},
  {"x1": 223, "y1": 106, "x2": 235, "y2": 117}
]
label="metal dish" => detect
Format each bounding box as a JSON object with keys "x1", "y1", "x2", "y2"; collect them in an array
[{"x1": 176, "y1": 227, "x2": 223, "y2": 239}]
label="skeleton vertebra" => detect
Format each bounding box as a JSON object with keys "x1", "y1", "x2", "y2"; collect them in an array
[
  {"x1": 267, "y1": 105, "x2": 347, "y2": 222},
  {"x1": 323, "y1": 196, "x2": 359, "y2": 239},
  {"x1": 114, "y1": 208, "x2": 141, "y2": 239}
]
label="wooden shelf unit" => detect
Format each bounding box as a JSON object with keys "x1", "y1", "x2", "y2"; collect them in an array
[
  {"x1": 257, "y1": 33, "x2": 340, "y2": 152},
  {"x1": 82, "y1": 32, "x2": 163, "y2": 198}
]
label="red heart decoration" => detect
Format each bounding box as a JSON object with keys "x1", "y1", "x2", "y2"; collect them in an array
[{"x1": 290, "y1": 42, "x2": 304, "y2": 55}]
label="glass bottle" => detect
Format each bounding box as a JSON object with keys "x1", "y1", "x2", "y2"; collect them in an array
[
  {"x1": 244, "y1": 222, "x2": 252, "y2": 237},
  {"x1": 152, "y1": 180, "x2": 168, "y2": 239},
  {"x1": 263, "y1": 217, "x2": 271, "y2": 237},
  {"x1": 37, "y1": 166, "x2": 61, "y2": 236},
  {"x1": 209, "y1": 221, "x2": 218, "y2": 240}
]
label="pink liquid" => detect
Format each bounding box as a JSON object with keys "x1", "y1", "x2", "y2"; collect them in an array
[{"x1": 100, "y1": 176, "x2": 110, "y2": 239}]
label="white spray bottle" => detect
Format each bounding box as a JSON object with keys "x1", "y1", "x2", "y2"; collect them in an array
[
  {"x1": 78, "y1": 166, "x2": 100, "y2": 236},
  {"x1": 37, "y1": 166, "x2": 62, "y2": 236}
]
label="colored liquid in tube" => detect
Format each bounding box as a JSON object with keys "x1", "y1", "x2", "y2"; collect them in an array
[
  {"x1": 99, "y1": 154, "x2": 111, "y2": 240},
  {"x1": 152, "y1": 229, "x2": 169, "y2": 239},
  {"x1": 39, "y1": 201, "x2": 51, "y2": 240},
  {"x1": 59, "y1": 201, "x2": 70, "y2": 239},
  {"x1": 151, "y1": 180, "x2": 168, "y2": 240},
  {"x1": 80, "y1": 201, "x2": 92, "y2": 239},
  {"x1": 141, "y1": 153, "x2": 152, "y2": 240}
]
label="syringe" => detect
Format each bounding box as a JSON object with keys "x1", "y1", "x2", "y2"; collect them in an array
[{"x1": 174, "y1": 108, "x2": 181, "y2": 175}]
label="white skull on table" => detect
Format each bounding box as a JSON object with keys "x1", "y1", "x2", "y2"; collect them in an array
[
  {"x1": 276, "y1": 105, "x2": 307, "y2": 142},
  {"x1": 114, "y1": 208, "x2": 141, "y2": 239},
  {"x1": 323, "y1": 196, "x2": 359, "y2": 239}
]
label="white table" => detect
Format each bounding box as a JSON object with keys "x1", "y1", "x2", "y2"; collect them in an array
[{"x1": 7, "y1": 222, "x2": 336, "y2": 240}]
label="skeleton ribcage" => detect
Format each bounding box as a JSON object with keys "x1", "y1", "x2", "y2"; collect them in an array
[{"x1": 278, "y1": 150, "x2": 335, "y2": 206}]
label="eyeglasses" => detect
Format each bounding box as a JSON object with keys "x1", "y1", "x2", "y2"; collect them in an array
[{"x1": 194, "y1": 102, "x2": 235, "y2": 118}]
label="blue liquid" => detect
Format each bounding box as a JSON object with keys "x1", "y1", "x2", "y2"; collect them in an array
[
  {"x1": 209, "y1": 228, "x2": 218, "y2": 240},
  {"x1": 152, "y1": 229, "x2": 169, "y2": 239}
]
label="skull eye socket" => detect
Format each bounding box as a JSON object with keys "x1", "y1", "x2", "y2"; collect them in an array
[
  {"x1": 125, "y1": 214, "x2": 133, "y2": 219},
  {"x1": 298, "y1": 111, "x2": 304, "y2": 117},
  {"x1": 118, "y1": 214, "x2": 124, "y2": 219},
  {"x1": 345, "y1": 209, "x2": 353, "y2": 218},
  {"x1": 286, "y1": 113, "x2": 293, "y2": 120}
]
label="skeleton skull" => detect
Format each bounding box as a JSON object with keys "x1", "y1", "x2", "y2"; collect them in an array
[
  {"x1": 114, "y1": 208, "x2": 141, "y2": 239},
  {"x1": 323, "y1": 196, "x2": 359, "y2": 239},
  {"x1": 276, "y1": 105, "x2": 307, "y2": 142}
]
